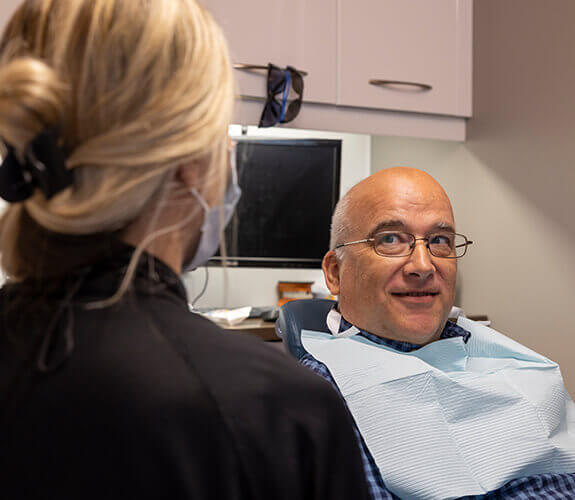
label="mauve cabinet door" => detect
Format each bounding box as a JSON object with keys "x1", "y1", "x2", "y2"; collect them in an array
[
  {"x1": 203, "y1": 0, "x2": 337, "y2": 105},
  {"x1": 338, "y1": 0, "x2": 471, "y2": 117}
]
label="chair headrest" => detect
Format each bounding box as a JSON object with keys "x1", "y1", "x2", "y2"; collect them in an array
[{"x1": 276, "y1": 299, "x2": 336, "y2": 360}]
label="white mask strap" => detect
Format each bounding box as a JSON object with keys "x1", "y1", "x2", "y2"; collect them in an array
[{"x1": 189, "y1": 187, "x2": 210, "y2": 212}]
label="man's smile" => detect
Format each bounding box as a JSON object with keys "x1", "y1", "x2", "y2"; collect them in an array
[{"x1": 391, "y1": 290, "x2": 440, "y2": 304}]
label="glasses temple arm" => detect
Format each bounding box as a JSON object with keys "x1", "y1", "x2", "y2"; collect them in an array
[
  {"x1": 455, "y1": 240, "x2": 473, "y2": 248},
  {"x1": 335, "y1": 238, "x2": 373, "y2": 249}
]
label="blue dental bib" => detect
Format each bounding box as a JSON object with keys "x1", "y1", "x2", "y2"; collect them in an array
[{"x1": 302, "y1": 318, "x2": 575, "y2": 500}]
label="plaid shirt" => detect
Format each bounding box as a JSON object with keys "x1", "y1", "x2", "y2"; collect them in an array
[{"x1": 300, "y1": 315, "x2": 575, "y2": 500}]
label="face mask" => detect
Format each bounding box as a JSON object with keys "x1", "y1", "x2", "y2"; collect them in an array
[{"x1": 184, "y1": 151, "x2": 241, "y2": 272}]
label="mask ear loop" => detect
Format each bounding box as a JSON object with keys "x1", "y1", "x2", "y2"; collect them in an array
[
  {"x1": 189, "y1": 186, "x2": 210, "y2": 211},
  {"x1": 84, "y1": 188, "x2": 206, "y2": 310}
]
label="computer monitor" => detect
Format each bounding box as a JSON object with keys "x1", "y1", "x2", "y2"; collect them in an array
[{"x1": 209, "y1": 138, "x2": 341, "y2": 268}]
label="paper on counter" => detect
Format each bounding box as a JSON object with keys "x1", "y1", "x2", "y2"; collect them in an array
[{"x1": 200, "y1": 306, "x2": 252, "y2": 327}]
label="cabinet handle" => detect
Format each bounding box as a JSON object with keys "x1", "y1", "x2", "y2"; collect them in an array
[
  {"x1": 369, "y1": 79, "x2": 432, "y2": 91},
  {"x1": 233, "y1": 63, "x2": 308, "y2": 76}
]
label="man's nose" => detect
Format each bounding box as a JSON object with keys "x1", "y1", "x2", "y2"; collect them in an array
[{"x1": 403, "y1": 240, "x2": 435, "y2": 280}]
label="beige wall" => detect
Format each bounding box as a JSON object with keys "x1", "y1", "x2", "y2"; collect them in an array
[{"x1": 372, "y1": 0, "x2": 575, "y2": 394}]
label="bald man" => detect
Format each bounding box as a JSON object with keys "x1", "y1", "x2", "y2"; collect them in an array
[{"x1": 297, "y1": 168, "x2": 575, "y2": 500}]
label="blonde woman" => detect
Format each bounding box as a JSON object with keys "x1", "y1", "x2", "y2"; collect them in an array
[{"x1": 0, "y1": 1, "x2": 370, "y2": 499}]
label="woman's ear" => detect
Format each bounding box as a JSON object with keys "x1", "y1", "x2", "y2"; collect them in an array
[
  {"x1": 322, "y1": 250, "x2": 341, "y2": 296},
  {"x1": 177, "y1": 151, "x2": 225, "y2": 207},
  {"x1": 177, "y1": 157, "x2": 207, "y2": 189}
]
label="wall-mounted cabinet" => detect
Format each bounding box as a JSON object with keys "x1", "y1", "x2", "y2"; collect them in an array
[
  {"x1": 203, "y1": 0, "x2": 473, "y2": 141},
  {"x1": 338, "y1": 0, "x2": 471, "y2": 117},
  {"x1": 205, "y1": 0, "x2": 337, "y2": 105}
]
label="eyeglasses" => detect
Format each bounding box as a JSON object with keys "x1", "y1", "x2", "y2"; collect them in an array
[
  {"x1": 335, "y1": 231, "x2": 473, "y2": 259},
  {"x1": 258, "y1": 64, "x2": 304, "y2": 127},
  {"x1": 283, "y1": 65, "x2": 303, "y2": 122}
]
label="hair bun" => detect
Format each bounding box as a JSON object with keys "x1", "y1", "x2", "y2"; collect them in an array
[{"x1": 0, "y1": 57, "x2": 66, "y2": 151}]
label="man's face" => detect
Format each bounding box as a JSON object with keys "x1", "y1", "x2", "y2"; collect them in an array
[{"x1": 323, "y1": 171, "x2": 457, "y2": 344}]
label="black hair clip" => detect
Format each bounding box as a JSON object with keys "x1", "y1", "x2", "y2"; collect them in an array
[
  {"x1": 0, "y1": 129, "x2": 72, "y2": 202},
  {"x1": 258, "y1": 64, "x2": 304, "y2": 128}
]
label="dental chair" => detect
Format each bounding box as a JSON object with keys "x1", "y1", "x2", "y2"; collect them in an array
[{"x1": 275, "y1": 299, "x2": 336, "y2": 359}]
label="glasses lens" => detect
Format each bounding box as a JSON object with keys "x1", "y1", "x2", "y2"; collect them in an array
[
  {"x1": 373, "y1": 231, "x2": 414, "y2": 256},
  {"x1": 287, "y1": 66, "x2": 304, "y2": 95},
  {"x1": 428, "y1": 233, "x2": 467, "y2": 258},
  {"x1": 258, "y1": 98, "x2": 282, "y2": 127},
  {"x1": 268, "y1": 64, "x2": 286, "y2": 95},
  {"x1": 282, "y1": 97, "x2": 302, "y2": 123}
]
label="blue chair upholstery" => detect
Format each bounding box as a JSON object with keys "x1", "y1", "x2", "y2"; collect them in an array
[{"x1": 275, "y1": 299, "x2": 336, "y2": 360}]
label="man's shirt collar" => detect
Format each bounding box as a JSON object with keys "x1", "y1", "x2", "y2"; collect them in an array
[{"x1": 339, "y1": 314, "x2": 471, "y2": 353}]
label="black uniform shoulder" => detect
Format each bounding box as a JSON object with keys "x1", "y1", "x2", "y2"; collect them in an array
[
  {"x1": 1, "y1": 251, "x2": 370, "y2": 500},
  {"x1": 139, "y1": 300, "x2": 369, "y2": 499},
  {"x1": 140, "y1": 294, "x2": 338, "y2": 405}
]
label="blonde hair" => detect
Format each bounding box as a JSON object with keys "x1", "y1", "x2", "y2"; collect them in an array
[{"x1": 0, "y1": 0, "x2": 234, "y2": 280}]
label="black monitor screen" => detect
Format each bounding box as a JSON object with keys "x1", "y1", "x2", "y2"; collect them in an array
[{"x1": 209, "y1": 138, "x2": 341, "y2": 268}]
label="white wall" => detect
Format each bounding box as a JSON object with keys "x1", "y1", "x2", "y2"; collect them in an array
[
  {"x1": 372, "y1": 0, "x2": 575, "y2": 394},
  {"x1": 184, "y1": 126, "x2": 371, "y2": 308}
]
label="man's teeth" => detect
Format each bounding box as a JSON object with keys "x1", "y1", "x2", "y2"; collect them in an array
[{"x1": 398, "y1": 292, "x2": 436, "y2": 296}]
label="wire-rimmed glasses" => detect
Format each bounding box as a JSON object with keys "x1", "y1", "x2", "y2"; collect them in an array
[{"x1": 335, "y1": 231, "x2": 473, "y2": 259}]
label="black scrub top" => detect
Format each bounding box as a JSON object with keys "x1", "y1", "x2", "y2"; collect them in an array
[{"x1": 0, "y1": 245, "x2": 369, "y2": 500}]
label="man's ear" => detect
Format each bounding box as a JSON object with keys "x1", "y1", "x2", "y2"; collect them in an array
[{"x1": 322, "y1": 250, "x2": 341, "y2": 296}]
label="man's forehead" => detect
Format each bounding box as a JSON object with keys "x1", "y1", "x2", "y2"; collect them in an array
[
  {"x1": 349, "y1": 168, "x2": 455, "y2": 233},
  {"x1": 368, "y1": 218, "x2": 455, "y2": 236}
]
